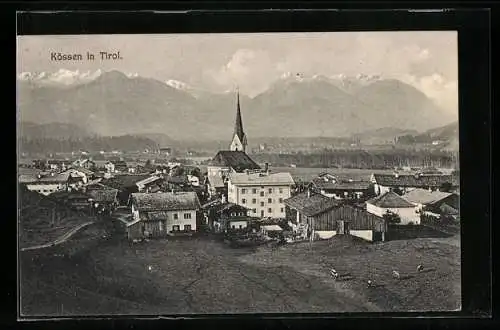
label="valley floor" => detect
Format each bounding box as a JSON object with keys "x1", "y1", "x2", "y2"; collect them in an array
[{"x1": 19, "y1": 221, "x2": 461, "y2": 317}]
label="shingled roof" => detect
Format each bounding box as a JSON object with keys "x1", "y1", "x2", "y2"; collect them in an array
[
  {"x1": 402, "y1": 188, "x2": 453, "y2": 205},
  {"x1": 209, "y1": 150, "x2": 261, "y2": 172},
  {"x1": 284, "y1": 191, "x2": 342, "y2": 217},
  {"x1": 366, "y1": 191, "x2": 415, "y2": 208},
  {"x1": 130, "y1": 192, "x2": 200, "y2": 211},
  {"x1": 87, "y1": 188, "x2": 119, "y2": 203},
  {"x1": 372, "y1": 173, "x2": 459, "y2": 188}
]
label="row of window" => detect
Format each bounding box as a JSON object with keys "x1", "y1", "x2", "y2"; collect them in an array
[
  {"x1": 241, "y1": 188, "x2": 285, "y2": 195},
  {"x1": 241, "y1": 198, "x2": 284, "y2": 205},
  {"x1": 250, "y1": 207, "x2": 284, "y2": 214},
  {"x1": 172, "y1": 213, "x2": 192, "y2": 220},
  {"x1": 157, "y1": 223, "x2": 192, "y2": 232}
]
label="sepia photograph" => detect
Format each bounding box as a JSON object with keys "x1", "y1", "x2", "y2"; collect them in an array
[{"x1": 17, "y1": 31, "x2": 460, "y2": 317}]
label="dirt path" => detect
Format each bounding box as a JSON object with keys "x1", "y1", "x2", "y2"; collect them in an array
[{"x1": 20, "y1": 221, "x2": 95, "y2": 252}]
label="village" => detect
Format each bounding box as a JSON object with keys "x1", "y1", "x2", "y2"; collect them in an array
[{"x1": 18, "y1": 91, "x2": 461, "y2": 315}]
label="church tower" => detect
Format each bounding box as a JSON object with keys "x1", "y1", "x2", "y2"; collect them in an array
[{"x1": 229, "y1": 88, "x2": 248, "y2": 152}]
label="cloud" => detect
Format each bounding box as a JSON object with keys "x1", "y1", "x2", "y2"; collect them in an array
[
  {"x1": 210, "y1": 49, "x2": 279, "y2": 96},
  {"x1": 401, "y1": 73, "x2": 458, "y2": 116}
]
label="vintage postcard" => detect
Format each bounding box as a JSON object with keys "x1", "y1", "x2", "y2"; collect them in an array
[{"x1": 17, "y1": 31, "x2": 460, "y2": 317}]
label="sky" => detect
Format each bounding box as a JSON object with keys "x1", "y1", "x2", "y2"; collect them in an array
[{"x1": 17, "y1": 32, "x2": 458, "y2": 115}]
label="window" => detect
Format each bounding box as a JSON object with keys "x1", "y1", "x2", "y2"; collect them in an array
[
  {"x1": 184, "y1": 224, "x2": 192, "y2": 231},
  {"x1": 268, "y1": 188, "x2": 273, "y2": 194},
  {"x1": 184, "y1": 213, "x2": 192, "y2": 219},
  {"x1": 260, "y1": 202, "x2": 265, "y2": 207},
  {"x1": 159, "y1": 221, "x2": 164, "y2": 231},
  {"x1": 252, "y1": 189, "x2": 257, "y2": 194},
  {"x1": 252, "y1": 198, "x2": 257, "y2": 204},
  {"x1": 172, "y1": 225, "x2": 180, "y2": 232},
  {"x1": 231, "y1": 225, "x2": 235, "y2": 229},
  {"x1": 239, "y1": 212, "x2": 244, "y2": 216},
  {"x1": 231, "y1": 212, "x2": 236, "y2": 216},
  {"x1": 239, "y1": 225, "x2": 243, "y2": 229},
  {"x1": 173, "y1": 213, "x2": 179, "y2": 220},
  {"x1": 241, "y1": 188, "x2": 246, "y2": 194},
  {"x1": 268, "y1": 198, "x2": 272, "y2": 204},
  {"x1": 268, "y1": 208, "x2": 272, "y2": 213},
  {"x1": 280, "y1": 208, "x2": 284, "y2": 213},
  {"x1": 242, "y1": 198, "x2": 246, "y2": 204},
  {"x1": 279, "y1": 198, "x2": 283, "y2": 203},
  {"x1": 279, "y1": 188, "x2": 283, "y2": 194},
  {"x1": 252, "y1": 208, "x2": 257, "y2": 213},
  {"x1": 260, "y1": 191, "x2": 265, "y2": 197},
  {"x1": 261, "y1": 210, "x2": 265, "y2": 217}
]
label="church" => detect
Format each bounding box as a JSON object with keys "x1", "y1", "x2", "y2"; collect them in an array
[{"x1": 206, "y1": 90, "x2": 262, "y2": 197}]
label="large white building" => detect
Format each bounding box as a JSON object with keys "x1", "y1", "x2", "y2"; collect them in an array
[
  {"x1": 366, "y1": 191, "x2": 420, "y2": 225},
  {"x1": 227, "y1": 171, "x2": 295, "y2": 218}
]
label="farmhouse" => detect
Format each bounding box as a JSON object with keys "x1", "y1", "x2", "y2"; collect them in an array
[
  {"x1": 49, "y1": 190, "x2": 93, "y2": 212},
  {"x1": 127, "y1": 191, "x2": 201, "y2": 240},
  {"x1": 370, "y1": 172, "x2": 459, "y2": 196},
  {"x1": 205, "y1": 173, "x2": 227, "y2": 199},
  {"x1": 135, "y1": 175, "x2": 163, "y2": 192},
  {"x1": 284, "y1": 190, "x2": 387, "y2": 242},
  {"x1": 86, "y1": 188, "x2": 119, "y2": 215},
  {"x1": 228, "y1": 171, "x2": 295, "y2": 219},
  {"x1": 105, "y1": 160, "x2": 129, "y2": 174},
  {"x1": 403, "y1": 189, "x2": 460, "y2": 220},
  {"x1": 366, "y1": 191, "x2": 420, "y2": 225},
  {"x1": 207, "y1": 203, "x2": 254, "y2": 233},
  {"x1": 19, "y1": 172, "x2": 70, "y2": 196},
  {"x1": 308, "y1": 172, "x2": 371, "y2": 200}
]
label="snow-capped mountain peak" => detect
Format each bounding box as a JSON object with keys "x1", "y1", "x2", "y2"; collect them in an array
[
  {"x1": 165, "y1": 79, "x2": 190, "y2": 90},
  {"x1": 18, "y1": 69, "x2": 104, "y2": 86}
]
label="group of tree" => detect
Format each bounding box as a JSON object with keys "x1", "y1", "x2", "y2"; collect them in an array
[{"x1": 250, "y1": 149, "x2": 457, "y2": 169}]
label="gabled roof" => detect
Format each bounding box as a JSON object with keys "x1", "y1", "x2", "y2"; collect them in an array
[
  {"x1": 206, "y1": 174, "x2": 226, "y2": 188},
  {"x1": 372, "y1": 173, "x2": 459, "y2": 188},
  {"x1": 19, "y1": 172, "x2": 70, "y2": 184},
  {"x1": 229, "y1": 171, "x2": 295, "y2": 186},
  {"x1": 284, "y1": 191, "x2": 341, "y2": 217},
  {"x1": 366, "y1": 191, "x2": 415, "y2": 208},
  {"x1": 209, "y1": 151, "x2": 261, "y2": 172},
  {"x1": 87, "y1": 189, "x2": 119, "y2": 203},
  {"x1": 130, "y1": 192, "x2": 200, "y2": 211},
  {"x1": 135, "y1": 176, "x2": 162, "y2": 188},
  {"x1": 402, "y1": 188, "x2": 453, "y2": 205}
]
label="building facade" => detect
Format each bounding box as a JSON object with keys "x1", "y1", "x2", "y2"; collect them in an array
[{"x1": 227, "y1": 172, "x2": 295, "y2": 219}]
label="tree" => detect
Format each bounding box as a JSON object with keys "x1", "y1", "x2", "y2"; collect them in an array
[
  {"x1": 383, "y1": 210, "x2": 401, "y2": 225},
  {"x1": 190, "y1": 167, "x2": 202, "y2": 179}
]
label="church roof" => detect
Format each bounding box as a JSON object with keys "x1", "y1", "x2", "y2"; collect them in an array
[{"x1": 209, "y1": 151, "x2": 261, "y2": 172}]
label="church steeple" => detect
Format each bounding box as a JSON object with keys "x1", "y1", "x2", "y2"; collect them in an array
[{"x1": 230, "y1": 87, "x2": 247, "y2": 152}]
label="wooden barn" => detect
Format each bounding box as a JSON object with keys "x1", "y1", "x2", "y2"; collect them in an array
[{"x1": 284, "y1": 190, "x2": 387, "y2": 242}]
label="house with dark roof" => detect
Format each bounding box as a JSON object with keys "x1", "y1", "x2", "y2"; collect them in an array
[
  {"x1": 366, "y1": 191, "x2": 420, "y2": 225},
  {"x1": 309, "y1": 173, "x2": 371, "y2": 200},
  {"x1": 205, "y1": 202, "x2": 254, "y2": 233},
  {"x1": 127, "y1": 191, "x2": 201, "y2": 240},
  {"x1": 86, "y1": 188, "x2": 119, "y2": 215},
  {"x1": 370, "y1": 172, "x2": 459, "y2": 196},
  {"x1": 284, "y1": 190, "x2": 387, "y2": 242},
  {"x1": 19, "y1": 172, "x2": 71, "y2": 196}
]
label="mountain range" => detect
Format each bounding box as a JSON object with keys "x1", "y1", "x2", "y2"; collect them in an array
[{"x1": 17, "y1": 69, "x2": 457, "y2": 141}]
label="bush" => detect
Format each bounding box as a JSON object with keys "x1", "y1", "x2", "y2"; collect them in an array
[{"x1": 383, "y1": 210, "x2": 401, "y2": 224}]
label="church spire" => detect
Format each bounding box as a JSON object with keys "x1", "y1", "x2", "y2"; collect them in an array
[
  {"x1": 230, "y1": 86, "x2": 247, "y2": 152},
  {"x1": 234, "y1": 87, "x2": 244, "y2": 142}
]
